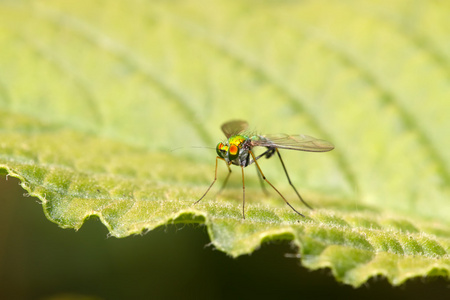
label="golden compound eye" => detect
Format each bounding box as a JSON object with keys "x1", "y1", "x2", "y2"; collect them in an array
[
  {"x1": 228, "y1": 144, "x2": 239, "y2": 160},
  {"x1": 216, "y1": 142, "x2": 227, "y2": 158}
]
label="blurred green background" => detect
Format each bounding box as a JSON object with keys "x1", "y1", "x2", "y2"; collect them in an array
[{"x1": 1, "y1": 174, "x2": 449, "y2": 299}]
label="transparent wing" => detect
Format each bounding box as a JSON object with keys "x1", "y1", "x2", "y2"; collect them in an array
[
  {"x1": 221, "y1": 120, "x2": 249, "y2": 138},
  {"x1": 252, "y1": 133, "x2": 334, "y2": 152}
]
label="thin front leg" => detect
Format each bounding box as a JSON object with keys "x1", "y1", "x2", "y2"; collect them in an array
[
  {"x1": 249, "y1": 150, "x2": 305, "y2": 217},
  {"x1": 216, "y1": 164, "x2": 232, "y2": 198},
  {"x1": 241, "y1": 166, "x2": 246, "y2": 219},
  {"x1": 275, "y1": 149, "x2": 313, "y2": 210},
  {"x1": 195, "y1": 156, "x2": 229, "y2": 205}
]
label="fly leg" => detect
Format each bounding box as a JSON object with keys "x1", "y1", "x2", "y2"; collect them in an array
[
  {"x1": 275, "y1": 148, "x2": 313, "y2": 210},
  {"x1": 253, "y1": 147, "x2": 275, "y2": 196},
  {"x1": 195, "y1": 156, "x2": 230, "y2": 204},
  {"x1": 241, "y1": 166, "x2": 246, "y2": 219},
  {"x1": 249, "y1": 150, "x2": 305, "y2": 217},
  {"x1": 256, "y1": 166, "x2": 269, "y2": 196},
  {"x1": 215, "y1": 164, "x2": 232, "y2": 198}
]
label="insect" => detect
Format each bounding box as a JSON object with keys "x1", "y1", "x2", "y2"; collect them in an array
[{"x1": 195, "y1": 120, "x2": 334, "y2": 219}]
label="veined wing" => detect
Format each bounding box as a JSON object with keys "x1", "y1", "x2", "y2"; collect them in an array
[
  {"x1": 221, "y1": 120, "x2": 249, "y2": 138},
  {"x1": 253, "y1": 133, "x2": 334, "y2": 152}
]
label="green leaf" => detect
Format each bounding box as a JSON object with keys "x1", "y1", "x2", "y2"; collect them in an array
[{"x1": 1, "y1": 0, "x2": 449, "y2": 287}]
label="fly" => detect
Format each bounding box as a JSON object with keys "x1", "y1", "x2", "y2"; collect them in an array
[{"x1": 195, "y1": 120, "x2": 334, "y2": 219}]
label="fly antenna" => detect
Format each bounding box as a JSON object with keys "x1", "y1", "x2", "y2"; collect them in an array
[{"x1": 170, "y1": 146, "x2": 214, "y2": 152}]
